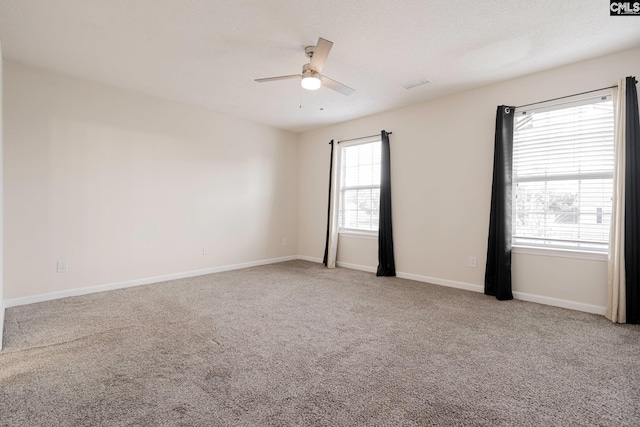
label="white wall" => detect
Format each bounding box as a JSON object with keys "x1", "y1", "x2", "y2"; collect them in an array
[
  {"x1": 0, "y1": 41, "x2": 4, "y2": 349},
  {"x1": 298, "y1": 46, "x2": 640, "y2": 313},
  {"x1": 3, "y1": 61, "x2": 298, "y2": 302},
  {"x1": 4, "y1": 46, "x2": 639, "y2": 315}
]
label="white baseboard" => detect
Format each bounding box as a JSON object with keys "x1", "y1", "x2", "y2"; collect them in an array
[
  {"x1": 4, "y1": 254, "x2": 608, "y2": 317},
  {"x1": 313, "y1": 258, "x2": 605, "y2": 315},
  {"x1": 396, "y1": 271, "x2": 484, "y2": 294},
  {"x1": 512, "y1": 291, "x2": 606, "y2": 315},
  {"x1": 335, "y1": 260, "x2": 483, "y2": 293},
  {"x1": 3, "y1": 255, "x2": 298, "y2": 309},
  {"x1": 336, "y1": 261, "x2": 377, "y2": 273},
  {"x1": 297, "y1": 255, "x2": 323, "y2": 264}
]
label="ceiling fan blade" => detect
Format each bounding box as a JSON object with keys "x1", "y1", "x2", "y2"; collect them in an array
[
  {"x1": 309, "y1": 37, "x2": 333, "y2": 73},
  {"x1": 321, "y1": 75, "x2": 355, "y2": 96},
  {"x1": 255, "y1": 74, "x2": 301, "y2": 83}
]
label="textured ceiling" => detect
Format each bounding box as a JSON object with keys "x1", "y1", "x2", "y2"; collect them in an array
[{"x1": 0, "y1": 0, "x2": 639, "y2": 132}]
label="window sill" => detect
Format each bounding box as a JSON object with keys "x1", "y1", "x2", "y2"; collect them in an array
[
  {"x1": 339, "y1": 231, "x2": 378, "y2": 240},
  {"x1": 512, "y1": 245, "x2": 608, "y2": 261}
]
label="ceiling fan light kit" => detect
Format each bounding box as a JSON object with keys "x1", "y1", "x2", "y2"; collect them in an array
[
  {"x1": 301, "y1": 69, "x2": 321, "y2": 90},
  {"x1": 255, "y1": 37, "x2": 355, "y2": 96}
]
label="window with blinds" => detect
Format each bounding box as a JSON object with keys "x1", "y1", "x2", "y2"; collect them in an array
[
  {"x1": 338, "y1": 139, "x2": 381, "y2": 233},
  {"x1": 512, "y1": 94, "x2": 614, "y2": 252}
]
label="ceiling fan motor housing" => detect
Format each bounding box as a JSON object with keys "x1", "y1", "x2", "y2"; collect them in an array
[{"x1": 302, "y1": 63, "x2": 317, "y2": 74}]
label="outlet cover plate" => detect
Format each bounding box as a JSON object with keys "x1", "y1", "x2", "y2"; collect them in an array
[{"x1": 57, "y1": 260, "x2": 69, "y2": 273}]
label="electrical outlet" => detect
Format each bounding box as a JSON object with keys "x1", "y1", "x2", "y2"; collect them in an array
[
  {"x1": 203, "y1": 248, "x2": 209, "y2": 255},
  {"x1": 282, "y1": 238, "x2": 288, "y2": 247},
  {"x1": 469, "y1": 256, "x2": 477, "y2": 268},
  {"x1": 57, "y1": 260, "x2": 69, "y2": 273}
]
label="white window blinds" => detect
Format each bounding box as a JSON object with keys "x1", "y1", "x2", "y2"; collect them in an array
[
  {"x1": 512, "y1": 95, "x2": 614, "y2": 252},
  {"x1": 338, "y1": 140, "x2": 381, "y2": 233}
]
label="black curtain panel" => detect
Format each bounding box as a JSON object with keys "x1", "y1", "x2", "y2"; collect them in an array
[
  {"x1": 624, "y1": 77, "x2": 640, "y2": 323},
  {"x1": 377, "y1": 130, "x2": 396, "y2": 277},
  {"x1": 323, "y1": 140, "x2": 335, "y2": 266},
  {"x1": 485, "y1": 106, "x2": 515, "y2": 300}
]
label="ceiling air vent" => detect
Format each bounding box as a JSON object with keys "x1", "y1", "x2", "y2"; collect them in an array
[{"x1": 402, "y1": 78, "x2": 430, "y2": 90}]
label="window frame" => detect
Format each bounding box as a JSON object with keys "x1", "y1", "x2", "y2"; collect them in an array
[
  {"x1": 511, "y1": 91, "x2": 614, "y2": 257},
  {"x1": 337, "y1": 137, "x2": 382, "y2": 236}
]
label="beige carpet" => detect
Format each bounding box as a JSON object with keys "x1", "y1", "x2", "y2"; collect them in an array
[{"x1": 1, "y1": 260, "x2": 639, "y2": 426}]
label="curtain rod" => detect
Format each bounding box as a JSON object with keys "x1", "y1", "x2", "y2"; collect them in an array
[
  {"x1": 333, "y1": 132, "x2": 392, "y2": 144},
  {"x1": 515, "y1": 85, "x2": 618, "y2": 110}
]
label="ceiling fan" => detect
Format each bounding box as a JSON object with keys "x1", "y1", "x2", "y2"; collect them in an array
[{"x1": 255, "y1": 37, "x2": 355, "y2": 96}]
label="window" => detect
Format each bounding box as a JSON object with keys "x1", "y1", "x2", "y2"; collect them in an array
[
  {"x1": 512, "y1": 94, "x2": 614, "y2": 252},
  {"x1": 338, "y1": 139, "x2": 381, "y2": 233}
]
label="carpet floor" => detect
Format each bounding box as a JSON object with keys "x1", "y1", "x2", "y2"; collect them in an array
[{"x1": 1, "y1": 260, "x2": 639, "y2": 426}]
